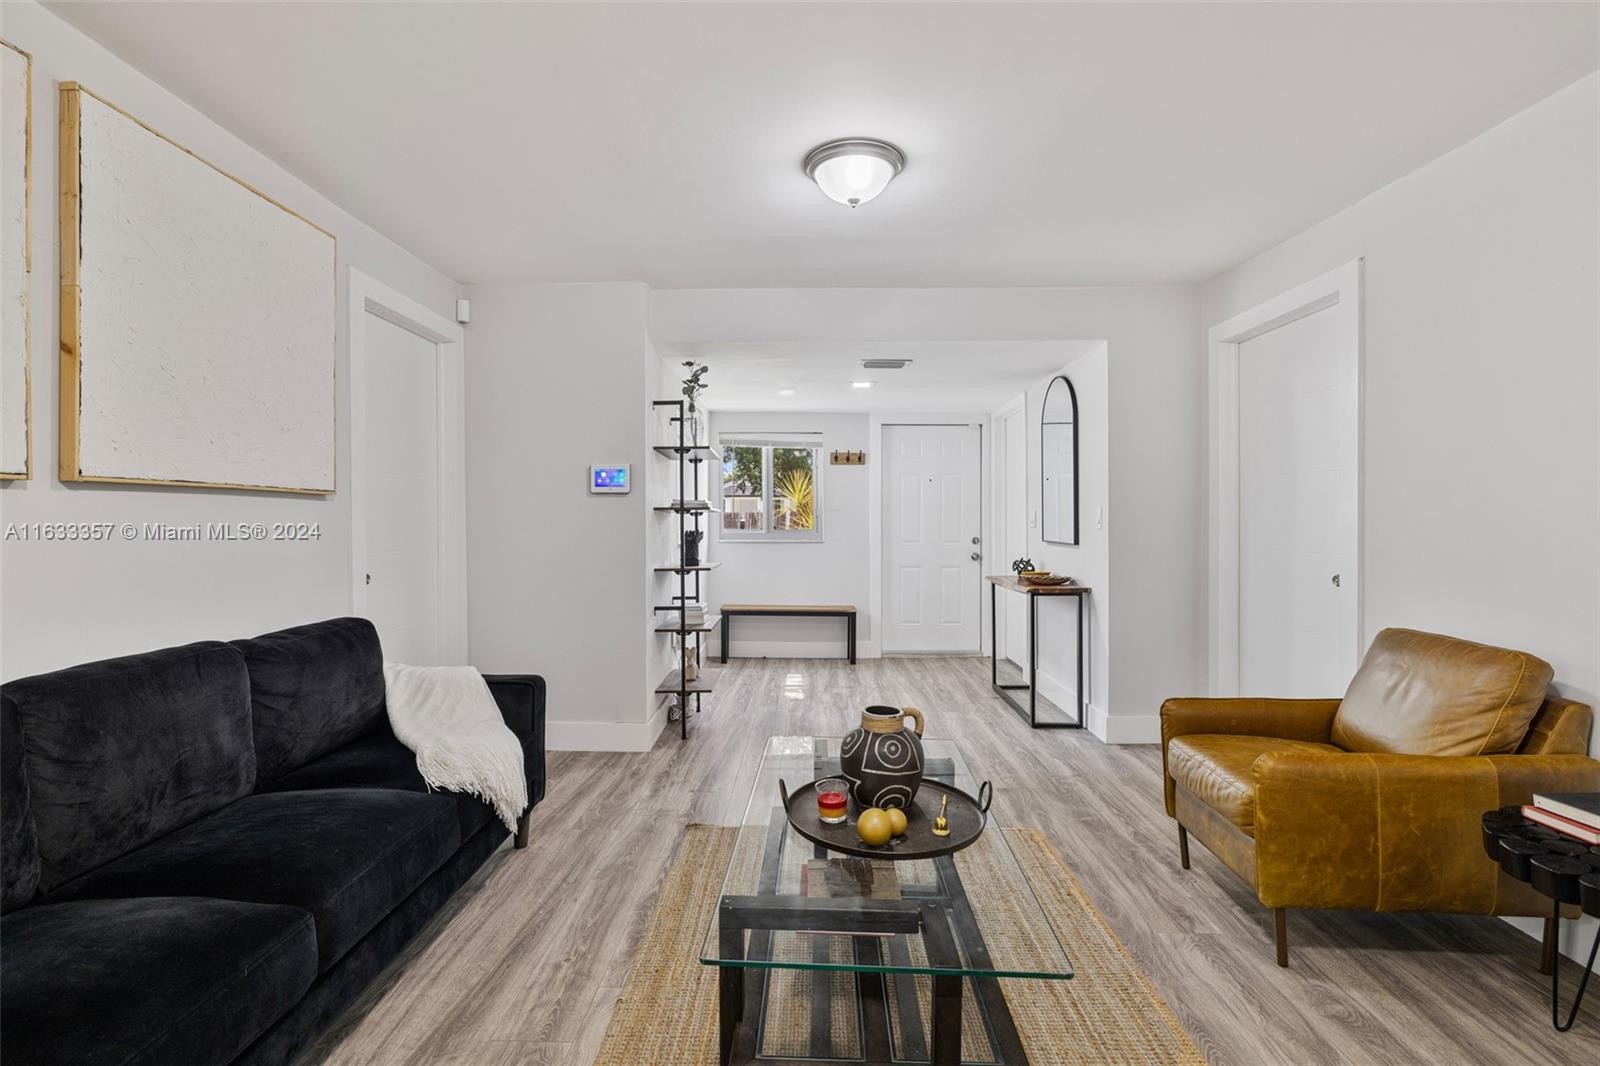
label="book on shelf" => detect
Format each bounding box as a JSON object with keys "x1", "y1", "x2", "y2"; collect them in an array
[
  {"x1": 1532, "y1": 792, "x2": 1600, "y2": 831},
  {"x1": 1521, "y1": 805, "x2": 1600, "y2": 845},
  {"x1": 668, "y1": 499, "x2": 712, "y2": 509}
]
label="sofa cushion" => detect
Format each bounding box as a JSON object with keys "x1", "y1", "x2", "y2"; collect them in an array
[
  {"x1": 260, "y1": 729, "x2": 495, "y2": 840},
  {"x1": 1, "y1": 694, "x2": 40, "y2": 912},
  {"x1": 232, "y1": 617, "x2": 387, "y2": 781},
  {"x1": 1331, "y1": 628, "x2": 1553, "y2": 757},
  {"x1": 2, "y1": 642, "x2": 255, "y2": 893},
  {"x1": 47, "y1": 789, "x2": 459, "y2": 971},
  {"x1": 1167, "y1": 734, "x2": 1342, "y2": 835},
  {"x1": 0, "y1": 896, "x2": 316, "y2": 1066}
]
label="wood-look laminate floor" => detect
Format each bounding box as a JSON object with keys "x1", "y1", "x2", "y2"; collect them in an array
[{"x1": 307, "y1": 657, "x2": 1599, "y2": 1065}]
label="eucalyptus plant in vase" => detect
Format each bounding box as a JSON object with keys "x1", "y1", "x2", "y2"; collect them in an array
[{"x1": 681, "y1": 361, "x2": 709, "y2": 445}]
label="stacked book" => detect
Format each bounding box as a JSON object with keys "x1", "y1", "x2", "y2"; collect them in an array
[
  {"x1": 1523, "y1": 793, "x2": 1600, "y2": 845},
  {"x1": 664, "y1": 600, "x2": 707, "y2": 629}
]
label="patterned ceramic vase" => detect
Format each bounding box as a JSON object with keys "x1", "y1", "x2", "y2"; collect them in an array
[{"x1": 839, "y1": 706, "x2": 926, "y2": 809}]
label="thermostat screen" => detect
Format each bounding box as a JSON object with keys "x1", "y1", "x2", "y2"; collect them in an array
[{"x1": 590, "y1": 465, "x2": 630, "y2": 493}]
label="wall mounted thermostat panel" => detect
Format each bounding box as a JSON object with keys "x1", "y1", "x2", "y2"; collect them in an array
[{"x1": 589, "y1": 465, "x2": 631, "y2": 494}]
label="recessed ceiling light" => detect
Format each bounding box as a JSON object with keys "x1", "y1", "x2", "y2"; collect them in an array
[
  {"x1": 803, "y1": 139, "x2": 906, "y2": 208},
  {"x1": 778, "y1": 389, "x2": 795, "y2": 397},
  {"x1": 851, "y1": 381, "x2": 874, "y2": 389}
]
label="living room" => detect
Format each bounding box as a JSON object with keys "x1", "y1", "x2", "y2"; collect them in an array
[{"x1": 1, "y1": 2, "x2": 1597, "y2": 1064}]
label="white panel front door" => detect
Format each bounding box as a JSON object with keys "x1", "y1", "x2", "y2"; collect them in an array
[
  {"x1": 883, "y1": 424, "x2": 982, "y2": 653},
  {"x1": 1237, "y1": 306, "x2": 1358, "y2": 696},
  {"x1": 363, "y1": 313, "x2": 441, "y2": 665}
]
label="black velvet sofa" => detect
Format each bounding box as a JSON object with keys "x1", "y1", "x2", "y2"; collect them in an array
[{"x1": 0, "y1": 617, "x2": 546, "y2": 1066}]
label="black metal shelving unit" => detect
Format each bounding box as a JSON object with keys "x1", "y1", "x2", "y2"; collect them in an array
[{"x1": 651, "y1": 400, "x2": 724, "y2": 740}]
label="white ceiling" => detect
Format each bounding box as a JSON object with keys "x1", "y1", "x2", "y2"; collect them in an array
[
  {"x1": 47, "y1": 2, "x2": 1599, "y2": 288},
  {"x1": 658, "y1": 341, "x2": 1098, "y2": 412}
]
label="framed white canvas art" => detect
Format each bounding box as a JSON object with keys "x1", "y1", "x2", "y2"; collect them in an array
[
  {"x1": 59, "y1": 83, "x2": 336, "y2": 493},
  {"x1": 1, "y1": 39, "x2": 30, "y2": 480}
]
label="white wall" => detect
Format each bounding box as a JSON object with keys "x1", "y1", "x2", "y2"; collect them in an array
[
  {"x1": 1201, "y1": 73, "x2": 1599, "y2": 958},
  {"x1": 651, "y1": 286, "x2": 1204, "y2": 741},
  {"x1": 706, "y1": 410, "x2": 870, "y2": 659},
  {"x1": 463, "y1": 282, "x2": 663, "y2": 751},
  {"x1": 0, "y1": 1, "x2": 459, "y2": 680},
  {"x1": 1006, "y1": 345, "x2": 1112, "y2": 731}
]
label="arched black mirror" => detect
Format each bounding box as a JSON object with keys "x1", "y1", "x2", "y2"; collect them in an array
[{"x1": 1041, "y1": 375, "x2": 1079, "y2": 545}]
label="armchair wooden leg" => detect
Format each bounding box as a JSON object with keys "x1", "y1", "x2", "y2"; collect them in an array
[
  {"x1": 1540, "y1": 911, "x2": 1558, "y2": 975},
  {"x1": 1273, "y1": 908, "x2": 1289, "y2": 968},
  {"x1": 1177, "y1": 825, "x2": 1191, "y2": 870},
  {"x1": 514, "y1": 810, "x2": 532, "y2": 850}
]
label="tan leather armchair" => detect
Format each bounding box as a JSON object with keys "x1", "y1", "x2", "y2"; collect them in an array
[{"x1": 1161, "y1": 628, "x2": 1600, "y2": 967}]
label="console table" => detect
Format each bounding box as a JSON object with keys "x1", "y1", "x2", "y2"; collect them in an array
[{"x1": 985, "y1": 576, "x2": 1089, "y2": 729}]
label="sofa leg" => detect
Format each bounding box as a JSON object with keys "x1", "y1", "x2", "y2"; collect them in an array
[
  {"x1": 514, "y1": 810, "x2": 531, "y2": 850},
  {"x1": 1540, "y1": 911, "x2": 1558, "y2": 975},
  {"x1": 1273, "y1": 908, "x2": 1289, "y2": 968},
  {"x1": 1177, "y1": 825, "x2": 1191, "y2": 870}
]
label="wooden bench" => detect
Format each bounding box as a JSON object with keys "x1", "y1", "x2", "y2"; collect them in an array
[{"x1": 719, "y1": 604, "x2": 857, "y2": 665}]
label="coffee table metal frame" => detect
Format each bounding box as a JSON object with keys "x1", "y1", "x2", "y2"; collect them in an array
[{"x1": 705, "y1": 738, "x2": 1072, "y2": 1066}]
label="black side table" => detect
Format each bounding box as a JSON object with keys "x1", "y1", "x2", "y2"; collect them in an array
[{"x1": 1482, "y1": 807, "x2": 1600, "y2": 1031}]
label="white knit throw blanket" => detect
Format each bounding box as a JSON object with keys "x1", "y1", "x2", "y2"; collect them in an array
[{"x1": 383, "y1": 663, "x2": 528, "y2": 833}]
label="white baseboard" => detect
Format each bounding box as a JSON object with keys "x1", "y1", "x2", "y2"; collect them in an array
[
  {"x1": 546, "y1": 712, "x2": 666, "y2": 752},
  {"x1": 1502, "y1": 912, "x2": 1598, "y2": 966},
  {"x1": 1033, "y1": 668, "x2": 1158, "y2": 743}
]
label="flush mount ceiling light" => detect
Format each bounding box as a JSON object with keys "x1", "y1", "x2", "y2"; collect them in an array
[
  {"x1": 778, "y1": 389, "x2": 796, "y2": 397},
  {"x1": 851, "y1": 381, "x2": 874, "y2": 389},
  {"x1": 803, "y1": 138, "x2": 906, "y2": 207}
]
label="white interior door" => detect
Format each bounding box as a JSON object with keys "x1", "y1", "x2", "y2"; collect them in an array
[
  {"x1": 883, "y1": 424, "x2": 982, "y2": 653},
  {"x1": 363, "y1": 312, "x2": 441, "y2": 665},
  {"x1": 1237, "y1": 305, "x2": 1358, "y2": 696},
  {"x1": 999, "y1": 407, "x2": 1028, "y2": 666}
]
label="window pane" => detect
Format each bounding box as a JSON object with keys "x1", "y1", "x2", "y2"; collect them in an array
[
  {"x1": 722, "y1": 446, "x2": 764, "y2": 532},
  {"x1": 772, "y1": 448, "x2": 816, "y2": 531}
]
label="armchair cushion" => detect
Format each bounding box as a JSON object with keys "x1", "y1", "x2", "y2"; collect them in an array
[
  {"x1": 1167, "y1": 734, "x2": 1342, "y2": 834},
  {"x1": 1331, "y1": 628, "x2": 1553, "y2": 757}
]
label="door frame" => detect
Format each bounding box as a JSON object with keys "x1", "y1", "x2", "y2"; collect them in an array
[
  {"x1": 1206, "y1": 259, "x2": 1362, "y2": 695},
  {"x1": 348, "y1": 267, "x2": 468, "y2": 664},
  {"x1": 870, "y1": 416, "x2": 986, "y2": 656},
  {"x1": 989, "y1": 395, "x2": 1027, "y2": 664}
]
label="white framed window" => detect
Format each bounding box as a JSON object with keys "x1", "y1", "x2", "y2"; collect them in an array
[{"x1": 718, "y1": 435, "x2": 823, "y2": 542}]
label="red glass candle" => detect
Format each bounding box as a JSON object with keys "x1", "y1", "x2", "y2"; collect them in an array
[{"x1": 816, "y1": 778, "x2": 849, "y2": 825}]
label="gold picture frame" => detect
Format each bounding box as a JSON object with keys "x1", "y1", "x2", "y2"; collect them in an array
[
  {"x1": 59, "y1": 82, "x2": 337, "y2": 494},
  {"x1": 1, "y1": 37, "x2": 32, "y2": 480}
]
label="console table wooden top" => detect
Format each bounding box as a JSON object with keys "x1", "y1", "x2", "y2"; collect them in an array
[{"x1": 985, "y1": 575, "x2": 1091, "y2": 596}]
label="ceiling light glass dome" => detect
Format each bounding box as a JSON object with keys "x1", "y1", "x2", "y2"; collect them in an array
[{"x1": 803, "y1": 139, "x2": 906, "y2": 208}]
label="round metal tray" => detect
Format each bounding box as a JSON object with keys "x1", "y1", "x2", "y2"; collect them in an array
[{"x1": 778, "y1": 776, "x2": 992, "y2": 861}]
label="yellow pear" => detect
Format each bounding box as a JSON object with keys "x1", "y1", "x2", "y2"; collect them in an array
[{"x1": 856, "y1": 808, "x2": 894, "y2": 847}]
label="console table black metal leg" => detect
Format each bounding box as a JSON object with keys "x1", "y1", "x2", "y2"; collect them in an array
[
  {"x1": 1076, "y1": 591, "x2": 1086, "y2": 726},
  {"x1": 848, "y1": 611, "x2": 857, "y2": 664},
  {"x1": 1028, "y1": 588, "x2": 1039, "y2": 727},
  {"x1": 721, "y1": 614, "x2": 730, "y2": 664},
  {"x1": 989, "y1": 581, "x2": 998, "y2": 687}
]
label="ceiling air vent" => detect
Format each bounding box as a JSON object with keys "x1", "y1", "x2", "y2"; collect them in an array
[{"x1": 860, "y1": 359, "x2": 913, "y2": 370}]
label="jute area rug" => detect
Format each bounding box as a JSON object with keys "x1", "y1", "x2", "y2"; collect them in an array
[{"x1": 594, "y1": 824, "x2": 1203, "y2": 1065}]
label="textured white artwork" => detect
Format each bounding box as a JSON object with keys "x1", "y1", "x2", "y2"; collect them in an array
[
  {"x1": 1, "y1": 41, "x2": 29, "y2": 478},
  {"x1": 68, "y1": 88, "x2": 335, "y2": 492}
]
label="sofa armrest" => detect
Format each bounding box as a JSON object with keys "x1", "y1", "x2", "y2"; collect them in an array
[
  {"x1": 482, "y1": 674, "x2": 547, "y2": 808},
  {"x1": 1160, "y1": 697, "x2": 1341, "y2": 814},
  {"x1": 1252, "y1": 750, "x2": 1600, "y2": 913}
]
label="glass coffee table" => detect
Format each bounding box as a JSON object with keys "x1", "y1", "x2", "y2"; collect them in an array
[{"x1": 701, "y1": 736, "x2": 1073, "y2": 1065}]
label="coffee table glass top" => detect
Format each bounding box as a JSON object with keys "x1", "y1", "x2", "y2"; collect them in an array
[{"x1": 699, "y1": 735, "x2": 1073, "y2": 980}]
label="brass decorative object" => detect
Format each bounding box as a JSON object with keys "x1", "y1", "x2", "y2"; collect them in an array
[{"x1": 931, "y1": 794, "x2": 951, "y2": 837}]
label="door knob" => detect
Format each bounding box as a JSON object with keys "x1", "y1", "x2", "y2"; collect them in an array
[
  {"x1": 970, "y1": 552, "x2": 981, "y2": 561},
  {"x1": 1330, "y1": 574, "x2": 1341, "y2": 588}
]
